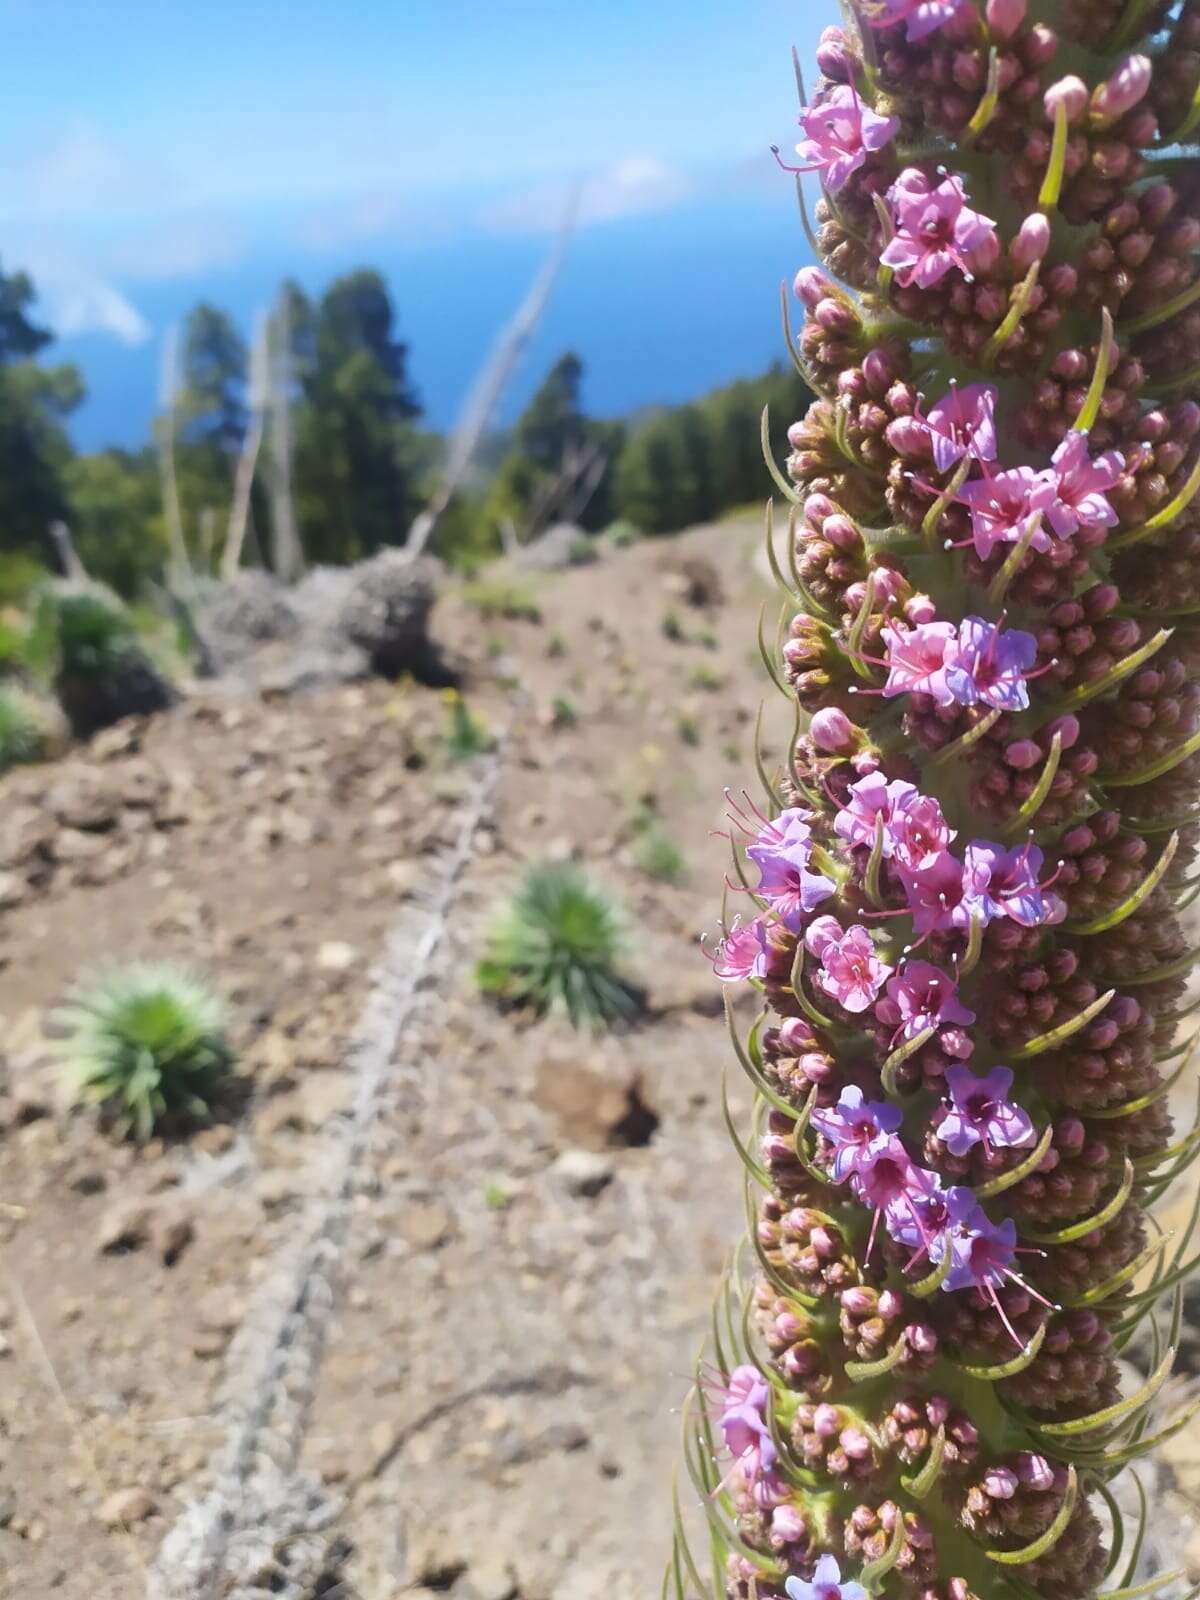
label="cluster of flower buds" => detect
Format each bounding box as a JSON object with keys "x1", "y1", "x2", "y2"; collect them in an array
[{"x1": 676, "y1": 6, "x2": 1200, "y2": 1600}]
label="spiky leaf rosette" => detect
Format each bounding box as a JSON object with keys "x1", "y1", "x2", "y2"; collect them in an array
[
  {"x1": 677, "y1": 6, "x2": 1200, "y2": 1600},
  {"x1": 56, "y1": 964, "x2": 235, "y2": 1141},
  {"x1": 476, "y1": 862, "x2": 640, "y2": 1027}
]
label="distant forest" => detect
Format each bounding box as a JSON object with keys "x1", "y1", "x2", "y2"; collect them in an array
[{"x1": 0, "y1": 258, "x2": 813, "y2": 602}]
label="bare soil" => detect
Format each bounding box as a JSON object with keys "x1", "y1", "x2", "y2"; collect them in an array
[{"x1": 0, "y1": 518, "x2": 785, "y2": 1599}]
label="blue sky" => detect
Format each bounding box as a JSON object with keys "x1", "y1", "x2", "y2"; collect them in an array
[{"x1": 0, "y1": 0, "x2": 839, "y2": 443}]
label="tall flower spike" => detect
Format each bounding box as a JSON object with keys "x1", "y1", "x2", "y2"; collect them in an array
[{"x1": 675, "y1": 6, "x2": 1200, "y2": 1600}]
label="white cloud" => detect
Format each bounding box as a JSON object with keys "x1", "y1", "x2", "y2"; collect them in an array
[
  {"x1": 47, "y1": 275, "x2": 151, "y2": 345},
  {"x1": 0, "y1": 125, "x2": 169, "y2": 223},
  {"x1": 481, "y1": 155, "x2": 692, "y2": 235}
]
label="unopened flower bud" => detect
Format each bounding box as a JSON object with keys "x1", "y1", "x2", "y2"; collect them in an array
[
  {"x1": 1011, "y1": 213, "x2": 1051, "y2": 269},
  {"x1": 810, "y1": 706, "x2": 857, "y2": 752},
  {"x1": 1044, "y1": 74, "x2": 1089, "y2": 123},
  {"x1": 985, "y1": 0, "x2": 1026, "y2": 41},
  {"x1": 815, "y1": 26, "x2": 853, "y2": 82},
  {"x1": 794, "y1": 267, "x2": 832, "y2": 308},
  {"x1": 1090, "y1": 53, "x2": 1152, "y2": 126}
]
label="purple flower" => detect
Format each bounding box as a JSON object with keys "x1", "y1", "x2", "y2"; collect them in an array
[
  {"x1": 885, "y1": 1166, "x2": 952, "y2": 1259},
  {"x1": 861, "y1": 0, "x2": 968, "y2": 43},
  {"x1": 786, "y1": 1555, "x2": 869, "y2": 1600},
  {"x1": 1046, "y1": 432, "x2": 1124, "y2": 540},
  {"x1": 810, "y1": 1084, "x2": 902, "y2": 1182},
  {"x1": 745, "y1": 805, "x2": 837, "y2": 930},
  {"x1": 898, "y1": 852, "x2": 970, "y2": 936},
  {"x1": 875, "y1": 959, "x2": 975, "y2": 1042},
  {"x1": 882, "y1": 620, "x2": 957, "y2": 704},
  {"x1": 943, "y1": 1198, "x2": 1018, "y2": 1294},
  {"x1": 924, "y1": 383, "x2": 998, "y2": 473},
  {"x1": 943, "y1": 616, "x2": 1039, "y2": 712},
  {"x1": 714, "y1": 1364, "x2": 785, "y2": 1501},
  {"x1": 792, "y1": 85, "x2": 900, "y2": 193},
  {"x1": 710, "y1": 917, "x2": 769, "y2": 983},
  {"x1": 936, "y1": 1065, "x2": 1036, "y2": 1157},
  {"x1": 959, "y1": 467, "x2": 1058, "y2": 561},
  {"x1": 851, "y1": 1135, "x2": 921, "y2": 1210},
  {"x1": 805, "y1": 920, "x2": 893, "y2": 1013},
  {"x1": 881, "y1": 169, "x2": 998, "y2": 290},
  {"x1": 963, "y1": 840, "x2": 1065, "y2": 928}
]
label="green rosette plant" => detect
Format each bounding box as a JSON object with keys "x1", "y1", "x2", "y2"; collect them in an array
[{"x1": 675, "y1": 6, "x2": 1200, "y2": 1600}]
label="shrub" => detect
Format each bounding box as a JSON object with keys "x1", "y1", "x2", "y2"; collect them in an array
[
  {"x1": 443, "y1": 689, "x2": 491, "y2": 760},
  {"x1": 55, "y1": 965, "x2": 235, "y2": 1140},
  {"x1": 676, "y1": 713, "x2": 701, "y2": 746},
  {"x1": 476, "y1": 863, "x2": 639, "y2": 1027},
  {"x1": 462, "y1": 574, "x2": 542, "y2": 622},
  {"x1": 604, "y1": 518, "x2": 642, "y2": 549},
  {"x1": 634, "y1": 824, "x2": 687, "y2": 886},
  {"x1": 30, "y1": 588, "x2": 173, "y2": 738},
  {"x1": 0, "y1": 685, "x2": 50, "y2": 773}
]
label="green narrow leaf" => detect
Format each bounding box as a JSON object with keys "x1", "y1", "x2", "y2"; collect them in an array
[
  {"x1": 1102, "y1": 1576, "x2": 1190, "y2": 1600},
  {"x1": 754, "y1": 701, "x2": 785, "y2": 814},
  {"x1": 760, "y1": 404, "x2": 801, "y2": 505},
  {"x1": 864, "y1": 811, "x2": 886, "y2": 906},
  {"x1": 1120, "y1": 274, "x2": 1200, "y2": 337},
  {"x1": 764, "y1": 498, "x2": 797, "y2": 599},
  {"x1": 983, "y1": 262, "x2": 1041, "y2": 367},
  {"x1": 757, "y1": 600, "x2": 791, "y2": 700},
  {"x1": 1032, "y1": 1348, "x2": 1174, "y2": 1437},
  {"x1": 950, "y1": 1320, "x2": 1047, "y2": 1380},
  {"x1": 974, "y1": 1123, "x2": 1054, "y2": 1199},
  {"x1": 721, "y1": 1068, "x2": 771, "y2": 1189},
  {"x1": 1067, "y1": 834, "x2": 1180, "y2": 934},
  {"x1": 790, "y1": 937, "x2": 836, "y2": 1029},
  {"x1": 928, "y1": 708, "x2": 1003, "y2": 768},
  {"x1": 860, "y1": 1513, "x2": 906, "y2": 1591},
  {"x1": 984, "y1": 1467, "x2": 1077, "y2": 1564},
  {"x1": 959, "y1": 911, "x2": 984, "y2": 978},
  {"x1": 1080, "y1": 1392, "x2": 1200, "y2": 1471},
  {"x1": 1073, "y1": 308, "x2": 1116, "y2": 434},
  {"x1": 1120, "y1": 942, "x2": 1200, "y2": 985},
  {"x1": 922, "y1": 456, "x2": 972, "y2": 550},
  {"x1": 1022, "y1": 1160, "x2": 1134, "y2": 1244},
  {"x1": 881, "y1": 1025, "x2": 936, "y2": 1096},
  {"x1": 964, "y1": 47, "x2": 1001, "y2": 140},
  {"x1": 845, "y1": 1336, "x2": 907, "y2": 1384},
  {"x1": 900, "y1": 1425, "x2": 946, "y2": 1500},
  {"x1": 846, "y1": 571, "x2": 879, "y2": 682},
  {"x1": 1010, "y1": 988, "x2": 1116, "y2": 1059},
  {"x1": 1038, "y1": 98, "x2": 1070, "y2": 210},
  {"x1": 779, "y1": 279, "x2": 812, "y2": 384},
  {"x1": 1001, "y1": 731, "x2": 1063, "y2": 838},
  {"x1": 1103, "y1": 725, "x2": 1200, "y2": 788},
  {"x1": 1064, "y1": 1230, "x2": 1171, "y2": 1308},
  {"x1": 1050, "y1": 628, "x2": 1172, "y2": 714},
  {"x1": 724, "y1": 993, "x2": 799, "y2": 1121},
  {"x1": 989, "y1": 509, "x2": 1045, "y2": 605},
  {"x1": 909, "y1": 1243, "x2": 953, "y2": 1298}
]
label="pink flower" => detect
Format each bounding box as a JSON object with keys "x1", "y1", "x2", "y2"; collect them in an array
[
  {"x1": 881, "y1": 620, "x2": 957, "y2": 704},
  {"x1": 786, "y1": 1556, "x2": 869, "y2": 1600},
  {"x1": 1091, "y1": 53, "x2": 1153, "y2": 124},
  {"x1": 1046, "y1": 432, "x2": 1124, "y2": 539},
  {"x1": 875, "y1": 959, "x2": 975, "y2": 1042},
  {"x1": 924, "y1": 382, "x2": 998, "y2": 473},
  {"x1": 710, "y1": 917, "x2": 769, "y2": 982},
  {"x1": 792, "y1": 85, "x2": 899, "y2": 193},
  {"x1": 861, "y1": 0, "x2": 968, "y2": 43},
  {"x1": 898, "y1": 852, "x2": 970, "y2": 936},
  {"x1": 806, "y1": 920, "x2": 893, "y2": 1013},
  {"x1": 958, "y1": 466, "x2": 1058, "y2": 561},
  {"x1": 837, "y1": 773, "x2": 956, "y2": 872},
  {"x1": 811, "y1": 1084, "x2": 903, "y2": 1182},
  {"x1": 942, "y1": 616, "x2": 1038, "y2": 712},
  {"x1": 881, "y1": 170, "x2": 998, "y2": 289}
]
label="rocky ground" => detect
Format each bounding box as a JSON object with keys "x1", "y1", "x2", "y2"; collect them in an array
[
  {"x1": 0, "y1": 518, "x2": 790, "y2": 1599},
  {"x1": 3, "y1": 517, "x2": 1199, "y2": 1599}
]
